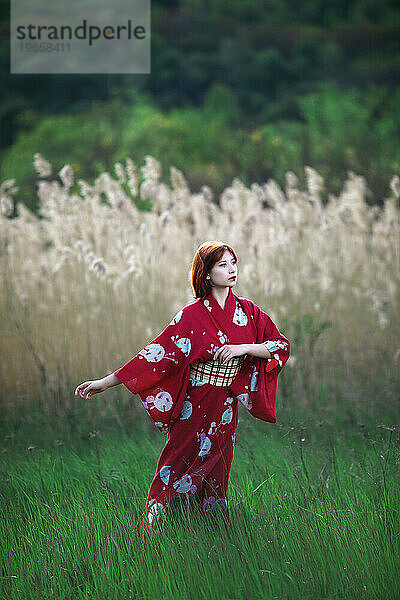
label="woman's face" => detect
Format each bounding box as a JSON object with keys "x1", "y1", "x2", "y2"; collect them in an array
[{"x1": 208, "y1": 249, "x2": 237, "y2": 288}]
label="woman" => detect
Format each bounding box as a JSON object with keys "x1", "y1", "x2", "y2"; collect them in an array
[{"x1": 75, "y1": 241, "x2": 290, "y2": 538}]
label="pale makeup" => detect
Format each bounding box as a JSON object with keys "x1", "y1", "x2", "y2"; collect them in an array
[{"x1": 208, "y1": 249, "x2": 237, "y2": 288}]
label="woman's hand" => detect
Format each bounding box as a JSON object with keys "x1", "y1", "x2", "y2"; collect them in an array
[
  {"x1": 213, "y1": 344, "x2": 247, "y2": 364},
  {"x1": 75, "y1": 378, "x2": 108, "y2": 400}
]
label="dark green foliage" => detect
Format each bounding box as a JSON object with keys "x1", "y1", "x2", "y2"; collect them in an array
[{"x1": 0, "y1": 0, "x2": 399, "y2": 208}]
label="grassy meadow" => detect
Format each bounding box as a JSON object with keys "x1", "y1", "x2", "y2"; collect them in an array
[
  {"x1": 1, "y1": 405, "x2": 398, "y2": 599},
  {"x1": 0, "y1": 155, "x2": 399, "y2": 598}
]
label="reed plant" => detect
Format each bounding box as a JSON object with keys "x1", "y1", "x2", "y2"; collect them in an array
[{"x1": 0, "y1": 155, "x2": 398, "y2": 423}]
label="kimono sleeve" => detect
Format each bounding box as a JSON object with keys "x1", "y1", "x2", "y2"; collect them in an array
[
  {"x1": 230, "y1": 302, "x2": 290, "y2": 424},
  {"x1": 249, "y1": 304, "x2": 290, "y2": 422},
  {"x1": 113, "y1": 308, "x2": 193, "y2": 435}
]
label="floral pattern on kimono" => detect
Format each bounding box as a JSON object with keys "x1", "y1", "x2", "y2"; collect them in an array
[{"x1": 113, "y1": 287, "x2": 290, "y2": 538}]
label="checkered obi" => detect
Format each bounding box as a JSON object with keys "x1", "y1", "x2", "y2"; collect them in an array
[{"x1": 189, "y1": 354, "x2": 246, "y2": 387}]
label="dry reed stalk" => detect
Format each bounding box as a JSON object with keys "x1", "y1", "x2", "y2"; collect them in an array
[{"x1": 0, "y1": 154, "x2": 398, "y2": 412}]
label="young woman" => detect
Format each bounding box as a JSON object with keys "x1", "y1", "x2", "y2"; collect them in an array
[{"x1": 75, "y1": 241, "x2": 290, "y2": 538}]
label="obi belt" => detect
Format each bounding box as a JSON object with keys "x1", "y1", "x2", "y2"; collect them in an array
[{"x1": 189, "y1": 354, "x2": 246, "y2": 387}]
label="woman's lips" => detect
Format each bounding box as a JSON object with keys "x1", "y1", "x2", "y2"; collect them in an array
[{"x1": 228, "y1": 276, "x2": 236, "y2": 280}]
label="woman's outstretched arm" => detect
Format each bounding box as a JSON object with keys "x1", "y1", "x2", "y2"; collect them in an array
[
  {"x1": 75, "y1": 372, "x2": 121, "y2": 400},
  {"x1": 102, "y1": 373, "x2": 121, "y2": 389}
]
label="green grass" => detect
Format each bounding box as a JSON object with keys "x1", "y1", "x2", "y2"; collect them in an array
[{"x1": 0, "y1": 403, "x2": 399, "y2": 600}]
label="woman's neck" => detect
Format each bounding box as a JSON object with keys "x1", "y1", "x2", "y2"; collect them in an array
[{"x1": 210, "y1": 286, "x2": 230, "y2": 310}]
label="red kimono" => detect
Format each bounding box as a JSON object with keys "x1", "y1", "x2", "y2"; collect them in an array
[{"x1": 114, "y1": 288, "x2": 290, "y2": 537}]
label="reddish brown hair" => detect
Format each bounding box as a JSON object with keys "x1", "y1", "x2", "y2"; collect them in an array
[{"x1": 191, "y1": 241, "x2": 237, "y2": 299}]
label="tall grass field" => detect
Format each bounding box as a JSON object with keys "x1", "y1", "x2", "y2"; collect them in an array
[{"x1": 1, "y1": 156, "x2": 399, "y2": 598}]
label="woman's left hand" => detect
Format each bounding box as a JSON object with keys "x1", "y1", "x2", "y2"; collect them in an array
[{"x1": 213, "y1": 344, "x2": 247, "y2": 364}]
